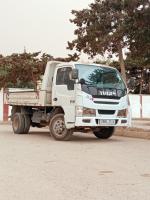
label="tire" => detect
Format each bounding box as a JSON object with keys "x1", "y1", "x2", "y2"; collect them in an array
[
  {"x1": 93, "y1": 127, "x2": 115, "y2": 139},
  {"x1": 49, "y1": 113, "x2": 73, "y2": 141},
  {"x1": 11, "y1": 106, "x2": 20, "y2": 120},
  {"x1": 23, "y1": 114, "x2": 31, "y2": 134},
  {"x1": 12, "y1": 113, "x2": 25, "y2": 134}
]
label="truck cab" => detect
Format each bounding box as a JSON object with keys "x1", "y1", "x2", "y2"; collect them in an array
[{"x1": 51, "y1": 62, "x2": 130, "y2": 125}]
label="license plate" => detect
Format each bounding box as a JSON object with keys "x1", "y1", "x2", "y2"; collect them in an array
[{"x1": 99, "y1": 119, "x2": 116, "y2": 125}]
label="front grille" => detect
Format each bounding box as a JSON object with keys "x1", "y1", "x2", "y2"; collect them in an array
[
  {"x1": 92, "y1": 95, "x2": 121, "y2": 100},
  {"x1": 98, "y1": 110, "x2": 115, "y2": 115},
  {"x1": 94, "y1": 101, "x2": 119, "y2": 105}
]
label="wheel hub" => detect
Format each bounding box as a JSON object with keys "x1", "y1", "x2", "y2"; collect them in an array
[{"x1": 53, "y1": 119, "x2": 65, "y2": 135}]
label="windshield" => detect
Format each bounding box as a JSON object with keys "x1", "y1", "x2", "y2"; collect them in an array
[{"x1": 75, "y1": 64, "x2": 126, "y2": 98}]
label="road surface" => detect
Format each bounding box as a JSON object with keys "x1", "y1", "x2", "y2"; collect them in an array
[{"x1": 0, "y1": 124, "x2": 150, "y2": 200}]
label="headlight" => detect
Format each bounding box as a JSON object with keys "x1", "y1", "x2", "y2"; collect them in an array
[
  {"x1": 76, "y1": 106, "x2": 83, "y2": 117},
  {"x1": 117, "y1": 109, "x2": 128, "y2": 117},
  {"x1": 83, "y1": 107, "x2": 96, "y2": 116},
  {"x1": 76, "y1": 106, "x2": 96, "y2": 117}
]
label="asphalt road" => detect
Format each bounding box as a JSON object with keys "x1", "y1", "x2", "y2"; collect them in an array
[{"x1": 0, "y1": 124, "x2": 150, "y2": 200}]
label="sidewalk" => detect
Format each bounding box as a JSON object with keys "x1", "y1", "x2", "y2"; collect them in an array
[
  {"x1": 132, "y1": 119, "x2": 150, "y2": 130},
  {"x1": 115, "y1": 119, "x2": 150, "y2": 139}
]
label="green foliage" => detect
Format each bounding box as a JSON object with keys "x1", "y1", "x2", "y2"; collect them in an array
[
  {"x1": 0, "y1": 52, "x2": 53, "y2": 88},
  {"x1": 55, "y1": 53, "x2": 79, "y2": 62},
  {"x1": 124, "y1": 0, "x2": 150, "y2": 67},
  {"x1": 68, "y1": 0, "x2": 127, "y2": 57},
  {"x1": 68, "y1": 0, "x2": 149, "y2": 68},
  {"x1": 88, "y1": 69, "x2": 103, "y2": 84}
]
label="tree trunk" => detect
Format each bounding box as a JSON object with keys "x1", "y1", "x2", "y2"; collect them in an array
[
  {"x1": 148, "y1": 81, "x2": 150, "y2": 94},
  {"x1": 139, "y1": 70, "x2": 143, "y2": 94},
  {"x1": 118, "y1": 43, "x2": 126, "y2": 83}
]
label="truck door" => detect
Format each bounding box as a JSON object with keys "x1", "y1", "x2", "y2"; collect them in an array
[{"x1": 52, "y1": 66, "x2": 76, "y2": 128}]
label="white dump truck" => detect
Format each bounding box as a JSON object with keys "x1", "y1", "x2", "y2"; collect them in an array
[{"x1": 5, "y1": 61, "x2": 131, "y2": 141}]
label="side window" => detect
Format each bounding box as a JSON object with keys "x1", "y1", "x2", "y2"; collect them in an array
[
  {"x1": 56, "y1": 67, "x2": 72, "y2": 85},
  {"x1": 56, "y1": 68, "x2": 65, "y2": 85}
]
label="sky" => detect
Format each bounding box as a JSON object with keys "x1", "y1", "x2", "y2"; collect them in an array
[{"x1": 0, "y1": 0, "x2": 93, "y2": 59}]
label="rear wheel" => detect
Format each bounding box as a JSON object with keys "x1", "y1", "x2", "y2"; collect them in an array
[
  {"x1": 23, "y1": 114, "x2": 31, "y2": 134},
  {"x1": 49, "y1": 114, "x2": 73, "y2": 141},
  {"x1": 12, "y1": 113, "x2": 25, "y2": 134},
  {"x1": 93, "y1": 127, "x2": 115, "y2": 139}
]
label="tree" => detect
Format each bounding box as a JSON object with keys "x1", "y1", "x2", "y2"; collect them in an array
[
  {"x1": 54, "y1": 53, "x2": 79, "y2": 62},
  {"x1": 68, "y1": 0, "x2": 149, "y2": 82},
  {"x1": 0, "y1": 52, "x2": 53, "y2": 88},
  {"x1": 109, "y1": 55, "x2": 150, "y2": 94},
  {"x1": 124, "y1": 0, "x2": 150, "y2": 67},
  {"x1": 67, "y1": 0, "x2": 128, "y2": 81}
]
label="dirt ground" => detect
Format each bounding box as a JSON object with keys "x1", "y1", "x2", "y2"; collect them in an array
[{"x1": 0, "y1": 124, "x2": 150, "y2": 200}]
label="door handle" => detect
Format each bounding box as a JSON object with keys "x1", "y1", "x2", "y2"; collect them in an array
[{"x1": 53, "y1": 98, "x2": 58, "y2": 101}]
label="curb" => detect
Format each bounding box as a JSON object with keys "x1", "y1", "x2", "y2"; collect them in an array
[
  {"x1": 133, "y1": 118, "x2": 150, "y2": 121},
  {"x1": 115, "y1": 127, "x2": 150, "y2": 140}
]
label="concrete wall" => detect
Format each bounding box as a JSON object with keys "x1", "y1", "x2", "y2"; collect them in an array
[
  {"x1": 129, "y1": 95, "x2": 150, "y2": 118},
  {"x1": 142, "y1": 96, "x2": 150, "y2": 118},
  {"x1": 0, "y1": 89, "x2": 150, "y2": 120},
  {"x1": 129, "y1": 95, "x2": 141, "y2": 118}
]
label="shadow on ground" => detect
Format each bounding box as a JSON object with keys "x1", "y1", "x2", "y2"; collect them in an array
[{"x1": 29, "y1": 130, "x2": 122, "y2": 143}]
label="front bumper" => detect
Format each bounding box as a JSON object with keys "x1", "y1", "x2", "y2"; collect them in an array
[{"x1": 75, "y1": 117, "x2": 129, "y2": 127}]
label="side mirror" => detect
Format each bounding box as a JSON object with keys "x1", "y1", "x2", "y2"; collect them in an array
[
  {"x1": 72, "y1": 69, "x2": 79, "y2": 80},
  {"x1": 79, "y1": 78, "x2": 86, "y2": 85}
]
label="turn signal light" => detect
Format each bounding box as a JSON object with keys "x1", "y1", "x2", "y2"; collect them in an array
[
  {"x1": 76, "y1": 106, "x2": 96, "y2": 117},
  {"x1": 117, "y1": 109, "x2": 128, "y2": 117}
]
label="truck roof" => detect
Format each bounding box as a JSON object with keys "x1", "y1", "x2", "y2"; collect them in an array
[
  {"x1": 73, "y1": 62, "x2": 116, "y2": 70},
  {"x1": 47, "y1": 61, "x2": 117, "y2": 71}
]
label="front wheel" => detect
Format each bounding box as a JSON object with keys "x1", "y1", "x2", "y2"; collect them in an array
[
  {"x1": 93, "y1": 127, "x2": 115, "y2": 139},
  {"x1": 49, "y1": 114, "x2": 73, "y2": 141}
]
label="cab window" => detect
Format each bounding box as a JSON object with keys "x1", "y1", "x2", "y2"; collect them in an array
[{"x1": 56, "y1": 67, "x2": 72, "y2": 85}]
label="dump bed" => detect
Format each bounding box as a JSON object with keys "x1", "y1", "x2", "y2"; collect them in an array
[
  {"x1": 5, "y1": 62, "x2": 62, "y2": 107},
  {"x1": 5, "y1": 89, "x2": 52, "y2": 107}
]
